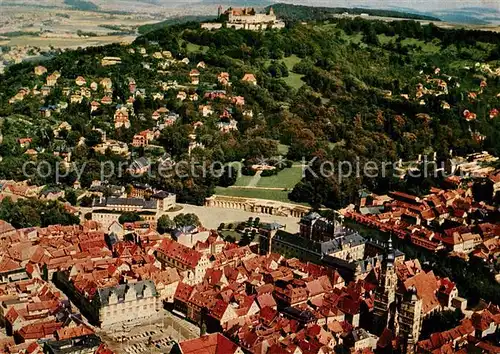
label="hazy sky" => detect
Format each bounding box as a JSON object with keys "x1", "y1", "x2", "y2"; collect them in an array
[{"x1": 274, "y1": 0, "x2": 500, "y2": 11}]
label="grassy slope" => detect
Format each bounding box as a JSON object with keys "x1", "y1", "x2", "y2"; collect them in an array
[
  {"x1": 185, "y1": 41, "x2": 209, "y2": 54},
  {"x1": 233, "y1": 175, "x2": 255, "y2": 187},
  {"x1": 214, "y1": 186, "x2": 294, "y2": 203},
  {"x1": 256, "y1": 167, "x2": 303, "y2": 188},
  {"x1": 265, "y1": 54, "x2": 304, "y2": 89},
  {"x1": 282, "y1": 54, "x2": 304, "y2": 89}
]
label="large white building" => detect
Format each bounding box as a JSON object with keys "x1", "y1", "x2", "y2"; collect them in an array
[
  {"x1": 56, "y1": 271, "x2": 161, "y2": 329},
  {"x1": 202, "y1": 7, "x2": 285, "y2": 31},
  {"x1": 91, "y1": 193, "x2": 177, "y2": 230},
  {"x1": 96, "y1": 280, "x2": 159, "y2": 328}
]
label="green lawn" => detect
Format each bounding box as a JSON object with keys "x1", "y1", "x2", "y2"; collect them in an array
[
  {"x1": 282, "y1": 55, "x2": 304, "y2": 89},
  {"x1": 400, "y1": 38, "x2": 441, "y2": 53},
  {"x1": 378, "y1": 34, "x2": 395, "y2": 44},
  {"x1": 214, "y1": 187, "x2": 294, "y2": 203},
  {"x1": 256, "y1": 167, "x2": 303, "y2": 189},
  {"x1": 264, "y1": 54, "x2": 305, "y2": 89},
  {"x1": 183, "y1": 40, "x2": 209, "y2": 53},
  {"x1": 283, "y1": 72, "x2": 305, "y2": 89},
  {"x1": 282, "y1": 54, "x2": 301, "y2": 70},
  {"x1": 233, "y1": 175, "x2": 255, "y2": 187},
  {"x1": 225, "y1": 161, "x2": 254, "y2": 187},
  {"x1": 340, "y1": 32, "x2": 363, "y2": 44}
]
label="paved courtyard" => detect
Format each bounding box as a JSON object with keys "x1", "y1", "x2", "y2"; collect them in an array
[
  {"x1": 165, "y1": 204, "x2": 300, "y2": 233},
  {"x1": 100, "y1": 310, "x2": 200, "y2": 354}
]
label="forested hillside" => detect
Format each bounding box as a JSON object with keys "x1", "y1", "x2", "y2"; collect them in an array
[
  {"x1": 1, "y1": 17, "x2": 500, "y2": 208},
  {"x1": 267, "y1": 3, "x2": 441, "y2": 22}
]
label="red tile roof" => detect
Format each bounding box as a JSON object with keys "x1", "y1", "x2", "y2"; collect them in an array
[
  {"x1": 0, "y1": 258, "x2": 22, "y2": 273},
  {"x1": 403, "y1": 270, "x2": 441, "y2": 315},
  {"x1": 174, "y1": 282, "x2": 194, "y2": 303},
  {"x1": 257, "y1": 293, "x2": 277, "y2": 309},
  {"x1": 17, "y1": 320, "x2": 62, "y2": 341},
  {"x1": 471, "y1": 310, "x2": 500, "y2": 331},
  {"x1": 56, "y1": 325, "x2": 94, "y2": 340},
  {"x1": 179, "y1": 333, "x2": 240, "y2": 354},
  {"x1": 157, "y1": 239, "x2": 203, "y2": 269}
]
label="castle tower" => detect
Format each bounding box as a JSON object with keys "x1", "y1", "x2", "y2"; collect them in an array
[
  {"x1": 399, "y1": 286, "x2": 423, "y2": 345},
  {"x1": 372, "y1": 236, "x2": 398, "y2": 335},
  {"x1": 269, "y1": 7, "x2": 274, "y2": 16}
]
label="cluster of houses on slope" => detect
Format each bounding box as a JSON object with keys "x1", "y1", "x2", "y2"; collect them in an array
[
  {"x1": 9, "y1": 44, "x2": 264, "y2": 171},
  {"x1": 395, "y1": 65, "x2": 497, "y2": 143}
]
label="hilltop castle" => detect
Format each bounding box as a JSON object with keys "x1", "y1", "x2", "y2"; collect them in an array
[{"x1": 201, "y1": 7, "x2": 285, "y2": 31}]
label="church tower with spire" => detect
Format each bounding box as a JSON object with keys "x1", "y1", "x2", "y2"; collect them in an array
[{"x1": 372, "y1": 235, "x2": 398, "y2": 335}]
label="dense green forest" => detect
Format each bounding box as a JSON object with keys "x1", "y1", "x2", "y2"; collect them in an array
[
  {"x1": 63, "y1": 0, "x2": 99, "y2": 11},
  {"x1": 138, "y1": 15, "x2": 217, "y2": 34},
  {"x1": 267, "y1": 3, "x2": 441, "y2": 22},
  {"x1": 1, "y1": 16, "x2": 500, "y2": 209},
  {"x1": 0, "y1": 198, "x2": 80, "y2": 228}
]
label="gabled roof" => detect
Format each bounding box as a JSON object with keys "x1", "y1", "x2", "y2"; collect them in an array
[
  {"x1": 97, "y1": 280, "x2": 156, "y2": 306},
  {"x1": 242, "y1": 73, "x2": 257, "y2": 83},
  {"x1": 179, "y1": 333, "x2": 240, "y2": 354},
  {"x1": 157, "y1": 239, "x2": 203, "y2": 269},
  {"x1": 257, "y1": 293, "x2": 277, "y2": 309}
]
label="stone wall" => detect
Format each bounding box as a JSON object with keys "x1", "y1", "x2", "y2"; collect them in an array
[{"x1": 204, "y1": 195, "x2": 310, "y2": 218}]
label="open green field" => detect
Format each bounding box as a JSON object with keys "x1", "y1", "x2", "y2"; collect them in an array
[
  {"x1": 182, "y1": 40, "x2": 209, "y2": 54},
  {"x1": 256, "y1": 167, "x2": 303, "y2": 189},
  {"x1": 214, "y1": 186, "x2": 294, "y2": 203},
  {"x1": 282, "y1": 54, "x2": 302, "y2": 69},
  {"x1": 282, "y1": 55, "x2": 304, "y2": 89},
  {"x1": 283, "y1": 72, "x2": 305, "y2": 89},
  {"x1": 400, "y1": 38, "x2": 441, "y2": 53},
  {"x1": 375, "y1": 34, "x2": 441, "y2": 53},
  {"x1": 265, "y1": 54, "x2": 305, "y2": 89},
  {"x1": 233, "y1": 175, "x2": 255, "y2": 187}
]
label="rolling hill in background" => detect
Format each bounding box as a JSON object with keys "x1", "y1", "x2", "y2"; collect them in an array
[
  {"x1": 4, "y1": 0, "x2": 500, "y2": 26},
  {"x1": 434, "y1": 7, "x2": 500, "y2": 25},
  {"x1": 201, "y1": 0, "x2": 272, "y2": 5},
  {"x1": 266, "y1": 3, "x2": 441, "y2": 22},
  {"x1": 266, "y1": 0, "x2": 499, "y2": 12},
  {"x1": 387, "y1": 5, "x2": 500, "y2": 25}
]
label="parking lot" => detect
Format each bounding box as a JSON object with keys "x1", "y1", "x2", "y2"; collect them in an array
[
  {"x1": 100, "y1": 311, "x2": 200, "y2": 354},
  {"x1": 121, "y1": 329, "x2": 177, "y2": 354}
]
